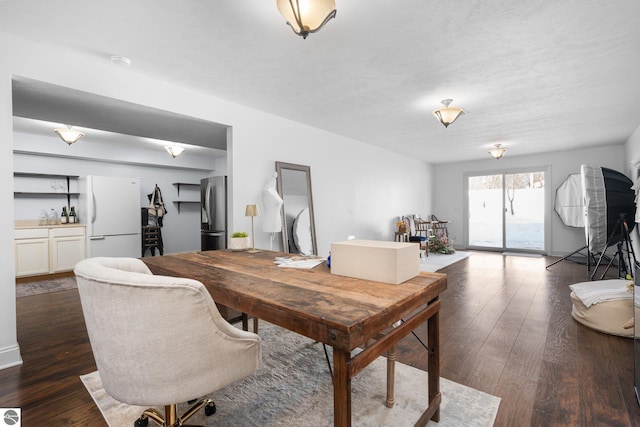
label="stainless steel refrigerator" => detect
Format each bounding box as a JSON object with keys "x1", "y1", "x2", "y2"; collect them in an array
[
  {"x1": 78, "y1": 175, "x2": 142, "y2": 258},
  {"x1": 201, "y1": 176, "x2": 227, "y2": 250}
]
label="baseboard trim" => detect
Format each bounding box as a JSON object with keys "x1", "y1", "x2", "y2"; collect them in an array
[
  {"x1": 0, "y1": 343, "x2": 23, "y2": 370},
  {"x1": 16, "y1": 271, "x2": 73, "y2": 284},
  {"x1": 502, "y1": 252, "x2": 543, "y2": 258}
]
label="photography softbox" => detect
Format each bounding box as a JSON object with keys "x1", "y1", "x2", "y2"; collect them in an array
[
  {"x1": 581, "y1": 164, "x2": 636, "y2": 254},
  {"x1": 555, "y1": 173, "x2": 584, "y2": 228}
]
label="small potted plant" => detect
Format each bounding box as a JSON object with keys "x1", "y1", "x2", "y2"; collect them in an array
[
  {"x1": 430, "y1": 233, "x2": 455, "y2": 254},
  {"x1": 230, "y1": 231, "x2": 250, "y2": 251}
]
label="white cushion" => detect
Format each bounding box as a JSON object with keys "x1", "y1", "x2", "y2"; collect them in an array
[{"x1": 568, "y1": 279, "x2": 632, "y2": 308}]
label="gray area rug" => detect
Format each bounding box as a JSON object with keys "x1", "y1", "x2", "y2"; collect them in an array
[
  {"x1": 81, "y1": 322, "x2": 499, "y2": 426},
  {"x1": 16, "y1": 276, "x2": 77, "y2": 297}
]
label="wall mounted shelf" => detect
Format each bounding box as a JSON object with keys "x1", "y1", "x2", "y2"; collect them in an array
[
  {"x1": 172, "y1": 182, "x2": 199, "y2": 197},
  {"x1": 14, "y1": 172, "x2": 80, "y2": 179},
  {"x1": 14, "y1": 192, "x2": 80, "y2": 196},
  {"x1": 171, "y1": 182, "x2": 200, "y2": 213},
  {"x1": 14, "y1": 172, "x2": 80, "y2": 208},
  {"x1": 172, "y1": 200, "x2": 200, "y2": 214}
]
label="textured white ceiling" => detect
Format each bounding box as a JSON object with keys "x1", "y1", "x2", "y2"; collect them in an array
[{"x1": 2, "y1": 0, "x2": 640, "y2": 163}]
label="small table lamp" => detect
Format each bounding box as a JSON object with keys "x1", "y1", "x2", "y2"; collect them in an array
[{"x1": 245, "y1": 204, "x2": 260, "y2": 253}]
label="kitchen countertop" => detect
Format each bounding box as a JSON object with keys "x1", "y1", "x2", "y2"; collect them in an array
[{"x1": 14, "y1": 220, "x2": 86, "y2": 229}]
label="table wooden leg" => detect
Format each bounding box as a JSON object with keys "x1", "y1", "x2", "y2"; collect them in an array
[
  {"x1": 386, "y1": 344, "x2": 396, "y2": 408},
  {"x1": 253, "y1": 317, "x2": 259, "y2": 333},
  {"x1": 428, "y1": 307, "x2": 440, "y2": 423},
  {"x1": 241, "y1": 313, "x2": 248, "y2": 331},
  {"x1": 333, "y1": 348, "x2": 351, "y2": 427}
]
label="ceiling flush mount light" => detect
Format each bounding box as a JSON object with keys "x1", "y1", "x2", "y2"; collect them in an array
[
  {"x1": 110, "y1": 55, "x2": 131, "y2": 66},
  {"x1": 433, "y1": 99, "x2": 465, "y2": 128},
  {"x1": 53, "y1": 125, "x2": 84, "y2": 145},
  {"x1": 489, "y1": 144, "x2": 508, "y2": 160},
  {"x1": 276, "y1": 0, "x2": 336, "y2": 39},
  {"x1": 164, "y1": 144, "x2": 185, "y2": 158}
]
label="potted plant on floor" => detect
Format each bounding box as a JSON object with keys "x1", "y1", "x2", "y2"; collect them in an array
[
  {"x1": 230, "y1": 231, "x2": 250, "y2": 251},
  {"x1": 431, "y1": 233, "x2": 455, "y2": 254}
]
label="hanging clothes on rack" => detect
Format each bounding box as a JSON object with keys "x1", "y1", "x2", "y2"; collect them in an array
[{"x1": 147, "y1": 184, "x2": 167, "y2": 227}]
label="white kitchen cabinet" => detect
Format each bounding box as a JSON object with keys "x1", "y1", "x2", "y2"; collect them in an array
[
  {"x1": 50, "y1": 227, "x2": 86, "y2": 273},
  {"x1": 15, "y1": 228, "x2": 50, "y2": 277},
  {"x1": 14, "y1": 226, "x2": 86, "y2": 278}
]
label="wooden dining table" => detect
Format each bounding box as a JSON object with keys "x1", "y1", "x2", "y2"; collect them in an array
[{"x1": 142, "y1": 249, "x2": 447, "y2": 427}]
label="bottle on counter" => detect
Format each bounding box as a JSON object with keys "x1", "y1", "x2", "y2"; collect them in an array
[
  {"x1": 69, "y1": 206, "x2": 77, "y2": 224},
  {"x1": 38, "y1": 210, "x2": 48, "y2": 226},
  {"x1": 48, "y1": 208, "x2": 59, "y2": 225},
  {"x1": 61, "y1": 206, "x2": 69, "y2": 224}
]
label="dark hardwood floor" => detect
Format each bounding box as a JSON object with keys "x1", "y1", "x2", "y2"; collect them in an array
[{"x1": 1, "y1": 251, "x2": 639, "y2": 426}]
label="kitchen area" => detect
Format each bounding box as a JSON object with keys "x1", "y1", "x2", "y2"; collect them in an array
[
  {"x1": 13, "y1": 157, "x2": 227, "y2": 280},
  {"x1": 12, "y1": 78, "x2": 230, "y2": 280},
  {"x1": 13, "y1": 164, "x2": 227, "y2": 281}
]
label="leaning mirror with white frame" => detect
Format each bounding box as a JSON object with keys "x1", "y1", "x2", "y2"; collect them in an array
[{"x1": 275, "y1": 161, "x2": 317, "y2": 255}]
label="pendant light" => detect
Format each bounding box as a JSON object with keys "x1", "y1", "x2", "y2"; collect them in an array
[
  {"x1": 433, "y1": 99, "x2": 465, "y2": 128},
  {"x1": 489, "y1": 144, "x2": 507, "y2": 160},
  {"x1": 276, "y1": 0, "x2": 336, "y2": 39}
]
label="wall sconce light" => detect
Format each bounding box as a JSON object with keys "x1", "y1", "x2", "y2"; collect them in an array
[
  {"x1": 433, "y1": 99, "x2": 465, "y2": 128},
  {"x1": 489, "y1": 144, "x2": 507, "y2": 160},
  {"x1": 245, "y1": 204, "x2": 261, "y2": 253},
  {"x1": 276, "y1": 0, "x2": 336, "y2": 39},
  {"x1": 53, "y1": 125, "x2": 84, "y2": 145},
  {"x1": 164, "y1": 144, "x2": 185, "y2": 158}
]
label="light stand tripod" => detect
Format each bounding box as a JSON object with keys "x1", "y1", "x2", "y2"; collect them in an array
[
  {"x1": 545, "y1": 245, "x2": 595, "y2": 271},
  {"x1": 589, "y1": 214, "x2": 637, "y2": 280}
]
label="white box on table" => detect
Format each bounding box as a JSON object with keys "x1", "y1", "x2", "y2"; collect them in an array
[{"x1": 330, "y1": 239, "x2": 419, "y2": 284}]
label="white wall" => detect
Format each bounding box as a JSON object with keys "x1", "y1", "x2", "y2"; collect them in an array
[
  {"x1": 0, "y1": 34, "x2": 432, "y2": 369},
  {"x1": 625, "y1": 124, "x2": 640, "y2": 183},
  {"x1": 432, "y1": 144, "x2": 626, "y2": 256},
  {"x1": 231, "y1": 115, "x2": 434, "y2": 254},
  {"x1": 0, "y1": 66, "x2": 19, "y2": 369},
  {"x1": 624, "y1": 125, "x2": 640, "y2": 260}
]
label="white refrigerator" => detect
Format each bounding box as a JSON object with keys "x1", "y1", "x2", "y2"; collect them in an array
[{"x1": 78, "y1": 176, "x2": 142, "y2": 258}]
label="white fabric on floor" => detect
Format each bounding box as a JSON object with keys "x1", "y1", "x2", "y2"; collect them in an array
[{"x1": 569, "y1": 279, "x2": 632, "y2": 307}]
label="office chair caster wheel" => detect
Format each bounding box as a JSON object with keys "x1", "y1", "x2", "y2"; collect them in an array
[
  {"x1": 134, "y1": 416, "x2": 149, "y2": 427},
  {"x1": 205, "y1": 401, "x2": 217, "y2": 416}
]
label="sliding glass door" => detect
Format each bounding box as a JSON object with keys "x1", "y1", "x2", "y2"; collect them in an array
[
  {"x1": 468, "y1": 169, "x2": 546, "y2": 252},
  {"x1": 468, "y1": 174, "x2": 503, "y2": 248}
]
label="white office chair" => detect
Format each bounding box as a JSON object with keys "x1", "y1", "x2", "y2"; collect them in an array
[{"x1": 74, "y1": 257, "x2": 262, "y2": 427}]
